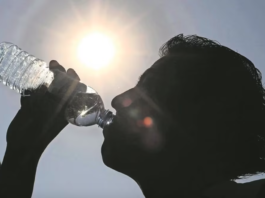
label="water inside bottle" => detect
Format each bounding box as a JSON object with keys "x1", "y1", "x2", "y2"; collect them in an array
[
  {"x1": 0, "y1": 42, "x2": 113, "y2": 128},
  {"x1": 0, "y1": 42, "x2": 53, "y2": 93},
  {"x1": 65, "y1": 92, "x2": 105, "y2": 126}
]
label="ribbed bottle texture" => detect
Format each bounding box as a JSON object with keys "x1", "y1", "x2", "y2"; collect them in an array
[
  {"x1": 0, "y1": 42, "x2": 53, "y2": 94},
  {"x1": 0, "y1": 42, "x2": 113, "y2": 129}
]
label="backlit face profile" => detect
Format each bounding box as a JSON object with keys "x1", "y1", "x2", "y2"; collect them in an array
[{"x1": 101, "y1": 34, "x2": 265, "y2": 186}]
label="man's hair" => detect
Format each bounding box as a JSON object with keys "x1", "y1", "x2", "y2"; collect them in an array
[{"x1": 156, "y1": 34, "x2": 265, "y2": 180}]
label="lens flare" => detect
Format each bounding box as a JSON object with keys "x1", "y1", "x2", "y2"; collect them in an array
[
  {"x1": 143, "y1": 117, "x2": 153, "y2": 127},
  {"x1": 122, "y1": 98, "x2": 132, "y2": 107}
]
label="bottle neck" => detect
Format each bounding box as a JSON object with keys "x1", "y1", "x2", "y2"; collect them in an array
[{"x1": 97, "y1": 110, "x2": 114, "y2": 129}]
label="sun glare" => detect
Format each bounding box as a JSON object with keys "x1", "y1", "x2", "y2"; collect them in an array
[{"x1": 77, "y1": 32, "x2": 115, "y2": 70}]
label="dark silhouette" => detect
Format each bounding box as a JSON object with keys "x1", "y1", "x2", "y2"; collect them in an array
[
  {"x1": 102, "y1": 34, "x2": 265, "y2": 197},
  {"x1": 0, "y1": 60, "x2": 86, "y2": 197},
  {"x1": 1, "y1": 34, "x2": 265, "y2": 197}
]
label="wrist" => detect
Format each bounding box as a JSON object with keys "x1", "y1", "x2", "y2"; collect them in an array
[
  {"x1": 0, "y1": 145, "x2": 41, "y2": 198},
  {"x1": 2, "y1": 144, "x2": 42, "y2": 168}
]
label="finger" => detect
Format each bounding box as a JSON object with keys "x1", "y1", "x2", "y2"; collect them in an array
[
  {"x1": 76, "y1": 83, "x2": 87, "y2": 93},
  {"x1": 49, "y1": 60, "x2": 66, "y2": 73},
  {"x1": 67, "y1": 68, "x2": 80, "y2": 81}
]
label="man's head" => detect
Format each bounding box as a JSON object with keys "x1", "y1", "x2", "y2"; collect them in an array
[{"x1": 101, "y1": 34, "x2": 265, "y2": 183}]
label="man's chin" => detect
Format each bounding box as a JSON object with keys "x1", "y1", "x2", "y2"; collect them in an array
[
  {"x1": 101, "y1": 141, "x2": 110, "y2": 166},
  {"x1": 101, "y1": 146, "x2": 119, "y2": 172},
  {"x1": 101, "y1": 141, "x2": 130, "y2": 174}
]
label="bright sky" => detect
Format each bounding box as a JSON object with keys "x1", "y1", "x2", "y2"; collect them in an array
[
  {"x1": 0, "y1": 0, "x2": 265, "y2": 197},
  {"x1": 77, "y1": 32, "x2": 116, "y2": 70}
]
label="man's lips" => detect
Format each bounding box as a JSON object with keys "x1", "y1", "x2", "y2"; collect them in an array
[
  {"x1": 102, "y1": 114, "x2": 123, "y2": 138},
  {"x1": 102, "y1": 125, "x2": 109, "y2": 138},
  {"x1": 102, "y1": 118, "x2": 115, "y2": 138}
]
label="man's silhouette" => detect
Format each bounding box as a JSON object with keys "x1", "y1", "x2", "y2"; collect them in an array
[{"x1": 0, "y1": 34, "x2": 265, "y2": 198}]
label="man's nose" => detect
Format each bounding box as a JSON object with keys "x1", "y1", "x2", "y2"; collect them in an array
[{"x1": 111, "y1": 88, "x2": 135, "y2": 110}]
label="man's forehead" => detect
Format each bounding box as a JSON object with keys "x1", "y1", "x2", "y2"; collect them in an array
[
  {"x1": 138, "y1": 56, "x2": 179, "y2": 84},
  {"x1": 150, "y1": 56, "x2": 178, "y2": 70}
]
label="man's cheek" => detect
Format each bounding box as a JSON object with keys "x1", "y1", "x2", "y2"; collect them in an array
[{"x1": 141, "y1": 130, "x2": 164, "y2": 151}]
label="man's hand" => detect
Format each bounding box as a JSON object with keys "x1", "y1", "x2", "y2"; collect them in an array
[
  {"x1": 0, "y1": 60, "x2": 84, "y2": 198},
  {"x1": 6, "y1": 60, "x2": 84, "y2": 153}
]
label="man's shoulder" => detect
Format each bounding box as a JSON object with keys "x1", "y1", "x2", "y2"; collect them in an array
[
  {"x1": 203, "y1": 179, "x2": 265, "y2": 198},
  {"x1": 250, "y1": 179, "x2": 265, "y2": 198},
  {"x1": 237, "y1": 178, "x2": 265, "y2": 198}
]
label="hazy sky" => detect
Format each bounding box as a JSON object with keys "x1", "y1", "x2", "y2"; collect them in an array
[{"x1": 0, "y1": 0, "x2": 265, "y2": 197}]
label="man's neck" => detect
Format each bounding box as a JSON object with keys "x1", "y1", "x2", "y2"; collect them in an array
[
  {"x1": 133, "y1": 169, "x2": 231, "y2": 198},
  {"x1": 136, "y1": 175, "x2": 209, "y2": 198}
]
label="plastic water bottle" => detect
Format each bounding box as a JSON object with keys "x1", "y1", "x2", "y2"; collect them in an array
[{"x1": 0, "y1": 42, "x2": 113, "y2": 128}]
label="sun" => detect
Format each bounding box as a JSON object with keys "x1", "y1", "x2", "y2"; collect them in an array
[{"x1": 77, "y1": 32, "x2": 115, "y2": 70}]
